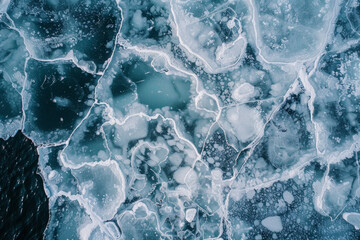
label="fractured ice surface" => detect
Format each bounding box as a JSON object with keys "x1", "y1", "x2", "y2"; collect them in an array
[
  {"x1": 170, "y1": 0, "x2": 248, "y2": 72},
  {"x1": 0, "y1": 22, "x2": 27, "y2": 139},
  {"x1": 252, "y1": 0, "x2": 340, "y2": 62},
  {"x1": 6, "y1": 0, "x2": 122, "y2": 72},
  {"x1": 1, "y1": 0, "x2": 360, "y2": 239}
]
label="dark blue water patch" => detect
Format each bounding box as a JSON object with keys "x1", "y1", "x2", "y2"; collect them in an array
[
  {"x1": 25, "y1": 59, "x2": 97, "y2": 133},
  {"x1": 242, "y1": 44, "x2": 263, "y2": 70},
  {"x1": 201, "y1": 127, "x2": 238, "y2": 179},
  {"x1": 0, "y1": 131, "x2": 49, "y2": 240},
  {"x1": 110, "y1": 71, "x2": 136, "y2": 97}
]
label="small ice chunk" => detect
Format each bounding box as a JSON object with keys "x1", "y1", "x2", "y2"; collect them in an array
[
  {"x1": 255, "y1": 158, "x2": 267, "y2": 169},
  {"x1": 134, "y1": 203, "x2": 148, "y2": 218},
  {"x1": 211, "y1": 168, "x2": 222, "y2": 180},
  {"x1": 196, "y1": 93, "x2": 219, "y2": 113},
  {"x1": 169, "y1": 153, "x2": 183, "y2": 167},
  {"x1": 132, "y1": 10, "x2": 146, "y2": 30},
  {"x1": 105, "y1": 222, "x2": 121, "y2": 239},
  {"x1": 185, "y1": 208, "x2": 196, "y2": 222},
  {"x1": 97, "y1": 150, "x2": 108, "y2": 160},
  {"x1": 48, "y1": 170, "x2": 56, "y2": 180},
  {"x1": 232, "y1": 83, "x2": 255, "y2": 103},
  {"x1": 283, "y1": 191, "x2": 294, "y2": 204},
  {"x1": 343, "y1": 212, "x2": 360, "y2": 230},
  {"x1": 215, "y1": 38, "x2": 247, "y2": 67},
  {"x1": 53, "y1": 96, "x2": 71, "y2": 107},
  {"x1": 261, "y1": 216, "x2": 283, "y2": 232},
  {"x1": 226, "y1": 105, "x2": 263, "y2": 142},
  {"x1": 114, "y1": 116, "x2": 148, "y2": 146},
  {"x1": 173, "y1": 166, "x2": 198, "y2": 185},
  {"x1": 246, "y1": 189, "x2": 256, "y2": 200},
  {"x1": 227, "y1": 19, "x2": 235, "y2": 29},
  {"x1": 173, "y1": 166, "x2": 192, "y2": 184},
  {"x1": 173, "y1": 167, "x2": 198, "y2": 191}
]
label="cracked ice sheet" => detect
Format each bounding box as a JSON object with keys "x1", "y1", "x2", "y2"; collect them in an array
[{"x1": 1, "y1": 0, "x2": 360, "y2": 239}]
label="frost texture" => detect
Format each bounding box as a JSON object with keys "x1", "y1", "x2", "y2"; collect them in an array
[{"x1": 1, "y1": 0, "x2": 360, "y2": 239}]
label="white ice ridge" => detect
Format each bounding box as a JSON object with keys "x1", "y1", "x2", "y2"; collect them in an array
[{"x1": 1, "y1": 0, "x2": 360, "y2": 239}]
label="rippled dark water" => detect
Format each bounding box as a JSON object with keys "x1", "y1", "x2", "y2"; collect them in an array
[{"x1": 0, "y1": 131, "x2": 49, "y2": 240}]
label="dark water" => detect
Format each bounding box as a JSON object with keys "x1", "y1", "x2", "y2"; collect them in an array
[{"x1": 0, "y1": 131, "x2": 49, "y2": 240}]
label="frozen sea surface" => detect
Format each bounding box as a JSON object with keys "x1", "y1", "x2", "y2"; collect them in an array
[{"x1": 1, "y1": 0, "x2": 360, "y2": 239}]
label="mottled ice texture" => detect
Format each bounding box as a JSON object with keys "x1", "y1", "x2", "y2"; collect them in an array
[{"x1": 1, "y1": 0, "x2": 360, "y2": 239}]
